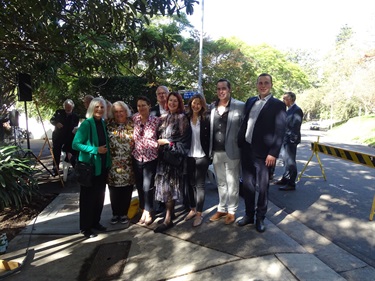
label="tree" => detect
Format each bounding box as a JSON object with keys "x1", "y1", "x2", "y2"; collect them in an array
[{"x1": 0, "y1": 0, "x2": 198, "y2": 109}]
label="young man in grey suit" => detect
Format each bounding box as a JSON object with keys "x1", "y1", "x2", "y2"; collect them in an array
[
  {"x1": 237, "y1": 73, "x2": 286, "y2": 232},
  {"x1": 275, "y1": 92, "x2": 303, "y2": 191},
  {"x1": 209, "y1": 78, "x2": 245, "y2": 225}
]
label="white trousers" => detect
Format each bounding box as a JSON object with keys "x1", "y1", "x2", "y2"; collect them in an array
[{"x1": 212, "y1": 151, "x2": 240, "y2": 214}]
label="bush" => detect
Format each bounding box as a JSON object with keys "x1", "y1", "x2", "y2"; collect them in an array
[{"x1": 0, "y1": 145, "x2": 40, "y2": 211}]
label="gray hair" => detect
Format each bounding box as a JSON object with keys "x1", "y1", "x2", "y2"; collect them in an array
[
  {"x1": 156, "y1": 85, "x2": 169, "y2": 94},
  {"x1": 112, "y1": 101, "x2": 132, "y2": 118},
  {"x1": 63, "y1": 99, "x2": 75, "y2": 108},
  {"x1": 86, "y1": 97, "x2": 107, "y2": 119}
]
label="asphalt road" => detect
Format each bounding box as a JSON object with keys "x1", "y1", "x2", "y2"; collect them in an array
[{"x1": 269, "y1": 127, "x2": 375, "y2": 267}]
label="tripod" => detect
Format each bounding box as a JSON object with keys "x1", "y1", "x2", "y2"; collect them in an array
[{"x1": 23, "y1": 100, "x2": 64, "y2": 187}]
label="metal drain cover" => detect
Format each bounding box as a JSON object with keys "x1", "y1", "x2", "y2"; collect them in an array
[{"x1": 82, "y1": 241, "x2": 131, "y2": 281}]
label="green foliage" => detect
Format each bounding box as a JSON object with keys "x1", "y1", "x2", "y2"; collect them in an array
[
  {"x1": 0, "y1": 0, "x2": 198, "y2": 108},
  {"x1": 72, "y1": 76, "x2": 154, "y2": 110},
  {"x1": 0, "y1": 145, "x2": 40, "y2": 211}
]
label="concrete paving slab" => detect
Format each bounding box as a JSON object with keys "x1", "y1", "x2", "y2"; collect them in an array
[
  {"x1": 168, "y1": 256, "x2": 298, "y2": 281},
  {"x1": 3, "y1": 189, "x2": 374, "y2": 281},
  {"x1": 276, "y1": 253, "x2": 346, "y2": 281}
]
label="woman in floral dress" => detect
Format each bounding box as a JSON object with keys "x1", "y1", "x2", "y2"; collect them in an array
[
  {"x1": 107, "y1": 101, "x2": 135, "y2": 225},
  {"x1": 154, "y1": 92, "x2": 191, "y2": 233}
]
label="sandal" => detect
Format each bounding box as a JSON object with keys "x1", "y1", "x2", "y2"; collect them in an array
[
  {"x1": 138, "y1": 211, "x2": 146, "y2": 224},
  {"x1": 145, "y1": 212, "x2": 155, "y2": 226}
]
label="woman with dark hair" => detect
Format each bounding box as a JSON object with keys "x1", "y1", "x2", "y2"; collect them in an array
[
  {"x1": 184, "y1": 94, "x2": 210, "y2": 227},
  {"x1": 73, "y1": 97, "x2": 111, "y2": 238},
  {"x1": 154, "y1": 92, "x2": 191, "y2": 233},
  {"x1": 132, "y1": 96, "x2": 160, "y2": 225}
]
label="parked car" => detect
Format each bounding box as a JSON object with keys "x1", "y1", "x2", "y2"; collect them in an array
[{"x1": 310, "y1": 122, "x2": 320, "y2": 130}]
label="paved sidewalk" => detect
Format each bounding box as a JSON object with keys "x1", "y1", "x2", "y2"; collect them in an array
[{"x1": 1, "y1": 176, "x2": 374, "y2": 281}]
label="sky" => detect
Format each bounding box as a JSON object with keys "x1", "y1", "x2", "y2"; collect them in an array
[{"x1": 187, "y1": 0, "x2": 375, "y2": 53}]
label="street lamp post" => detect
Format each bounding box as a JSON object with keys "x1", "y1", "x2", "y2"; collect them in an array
[{"x1": 198, "y1": 0, "x2": 204, "y2": 96}]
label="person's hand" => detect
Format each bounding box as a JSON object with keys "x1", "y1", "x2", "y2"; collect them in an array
[
  {"x1": 157, "y1": 139, "x2": 170, "y2": 146},
  {"x1": 72, "y1": 126, "x2": 78, "y2": 134},
  {"x1": 56, "y1": 122, "x2": 63, "y2": 129},
  {"x1": 265, "y1": 155, "x2": 276, "y2": 167},
  {"x1": 98, "y1": 145, "x2": 107, "y2": 154}
]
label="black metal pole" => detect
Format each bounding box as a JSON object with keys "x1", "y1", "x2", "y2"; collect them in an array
[{"x1": 24, "y1": 100, "x2": 31, "y2": 150}]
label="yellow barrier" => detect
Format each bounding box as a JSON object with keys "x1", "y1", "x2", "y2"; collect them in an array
[{"x1": 298, "y1": 137, "x2": 375, "y2": 221}]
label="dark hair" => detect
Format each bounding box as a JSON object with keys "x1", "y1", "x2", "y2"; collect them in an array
[
  {"x1": 216, "y1": 78, "x2": 231, "y2": 90},
  {"x1": 165, "y1": 92, "x2": 185, "y2": 114},
  {"x1": 257, "y1": 73, "x2": 273, "y2": 84},
  {"x1": 186, "y1": 94, "x2": 207, "y2": 119},
  {"x1": 136, "y1": 95, "x2": 151, "y2": 106},
  {"x1": 285, "y1": 91, "x2": 296, "y2": 102}
]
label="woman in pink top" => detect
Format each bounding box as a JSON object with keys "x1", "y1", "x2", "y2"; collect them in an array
[{"x1": 132, "y1": 96, "x2": 160, "y2": 225}]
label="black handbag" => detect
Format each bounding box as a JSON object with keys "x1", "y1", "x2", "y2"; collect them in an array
[
  {"x1": 75, "y1": 161, "x2": 94, "y2": 187},
  {"x1": 162, "y1": 145, "x2": 183, "y2": 166},
  {"x1": 75, "y1": 124, "x2": 94, "y2": 186}
]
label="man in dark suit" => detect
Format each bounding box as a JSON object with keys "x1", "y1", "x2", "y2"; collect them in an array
[
  {"x1": 275, "y1": 92, "x2": 303, "y2": 191},
  {"x1": 50, "y1": 99, "x2": 79, "y2": 175},
  {"x1": 237, "y1": 73, "x2": 286, "y2": 232}
]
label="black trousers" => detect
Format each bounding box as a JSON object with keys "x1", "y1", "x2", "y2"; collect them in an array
[
  {"x1": 133, "y1": 158, "x2": 157, "y2": 212},
  {"x1": 52, "y1": 138, "x2": 64, "y2": 169},
  {"x1": 241, "y1": 144, "x2": 270, "y2": 220},
  {"x1": 186, "y1": 156, "x2": 210, "y2": 212},
  {"x1": 108, "y1": 185, "x2": 133, "y2": 217},
  {"x1": 79, "y1": 172, "x2": 107, "y2": 231},
  {"x1": 280, "y1": 142, "x2": 298, "y2": 186}
]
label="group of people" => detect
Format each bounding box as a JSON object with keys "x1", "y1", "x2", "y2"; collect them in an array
[{"x1": 50, "y1": 72, "x2": 303, "y2": 238}]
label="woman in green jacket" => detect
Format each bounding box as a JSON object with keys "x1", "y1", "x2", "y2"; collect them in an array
[{"x1": 73, "y1": 97, "x2": 111, "y2": 238}]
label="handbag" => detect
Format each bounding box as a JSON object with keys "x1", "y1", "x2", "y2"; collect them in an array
[
  {"x1": 75, "y1": 123, "x2": 94, "y2": 186},
  {"x1": 75, "y1": 161, "x2": 94, "y2": 187},
  {"x1": 162, "y1": 144, "x2": 183, "y2": 166}
]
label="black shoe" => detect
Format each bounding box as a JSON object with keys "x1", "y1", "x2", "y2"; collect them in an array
[
  {"x1": 92, "y1": 223, "x2": 107, "y2": 231},
  {"x1": 255, "y1": 219, "x2": 266, "y2": 233},
  {"x1": 279, "y1": 184, "x2": 296, "y2": 191},
  {"x1": 154, "y1": 221, "x2": 174, "y2": 233},
  {"x1": 237, "y1": 215, "x2": 254, "y2": 227},
  {"x1": 274, "y1": 179, "x2": 287, "y2": 185},
  {"x1": 81, "y1": 230, "x2": 97, "y2": 238}
]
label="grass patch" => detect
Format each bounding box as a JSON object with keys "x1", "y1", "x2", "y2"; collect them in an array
[{"x1": 328, "y1": 115, "x2": 375, "y2": 147}]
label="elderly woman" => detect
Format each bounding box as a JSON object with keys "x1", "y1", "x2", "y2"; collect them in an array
[
  {"x1": 154, "y1": 92, "x2": 191, "y2": 233},
  {"x1": 73, "y1": 97, "x2": 111, "y2": 238},
  {"x1": 107, "y1": 101, "x2": 135, "y2": 225},
  {"x1": 132, "y1": 96, "x2": 160, "y2": 225}
]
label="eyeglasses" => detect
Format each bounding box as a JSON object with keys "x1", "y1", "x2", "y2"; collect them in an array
[
  {"x1": 139, "y1": 124, "x2": 144, "y2": 136},
  {"x1": 157, "y1": 92, "x2": 167, "y2": 96}
]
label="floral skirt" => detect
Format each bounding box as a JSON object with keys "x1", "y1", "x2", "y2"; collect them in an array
[{"x1": 154, "y1": 160, "x2": 183, "y2": 203}]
